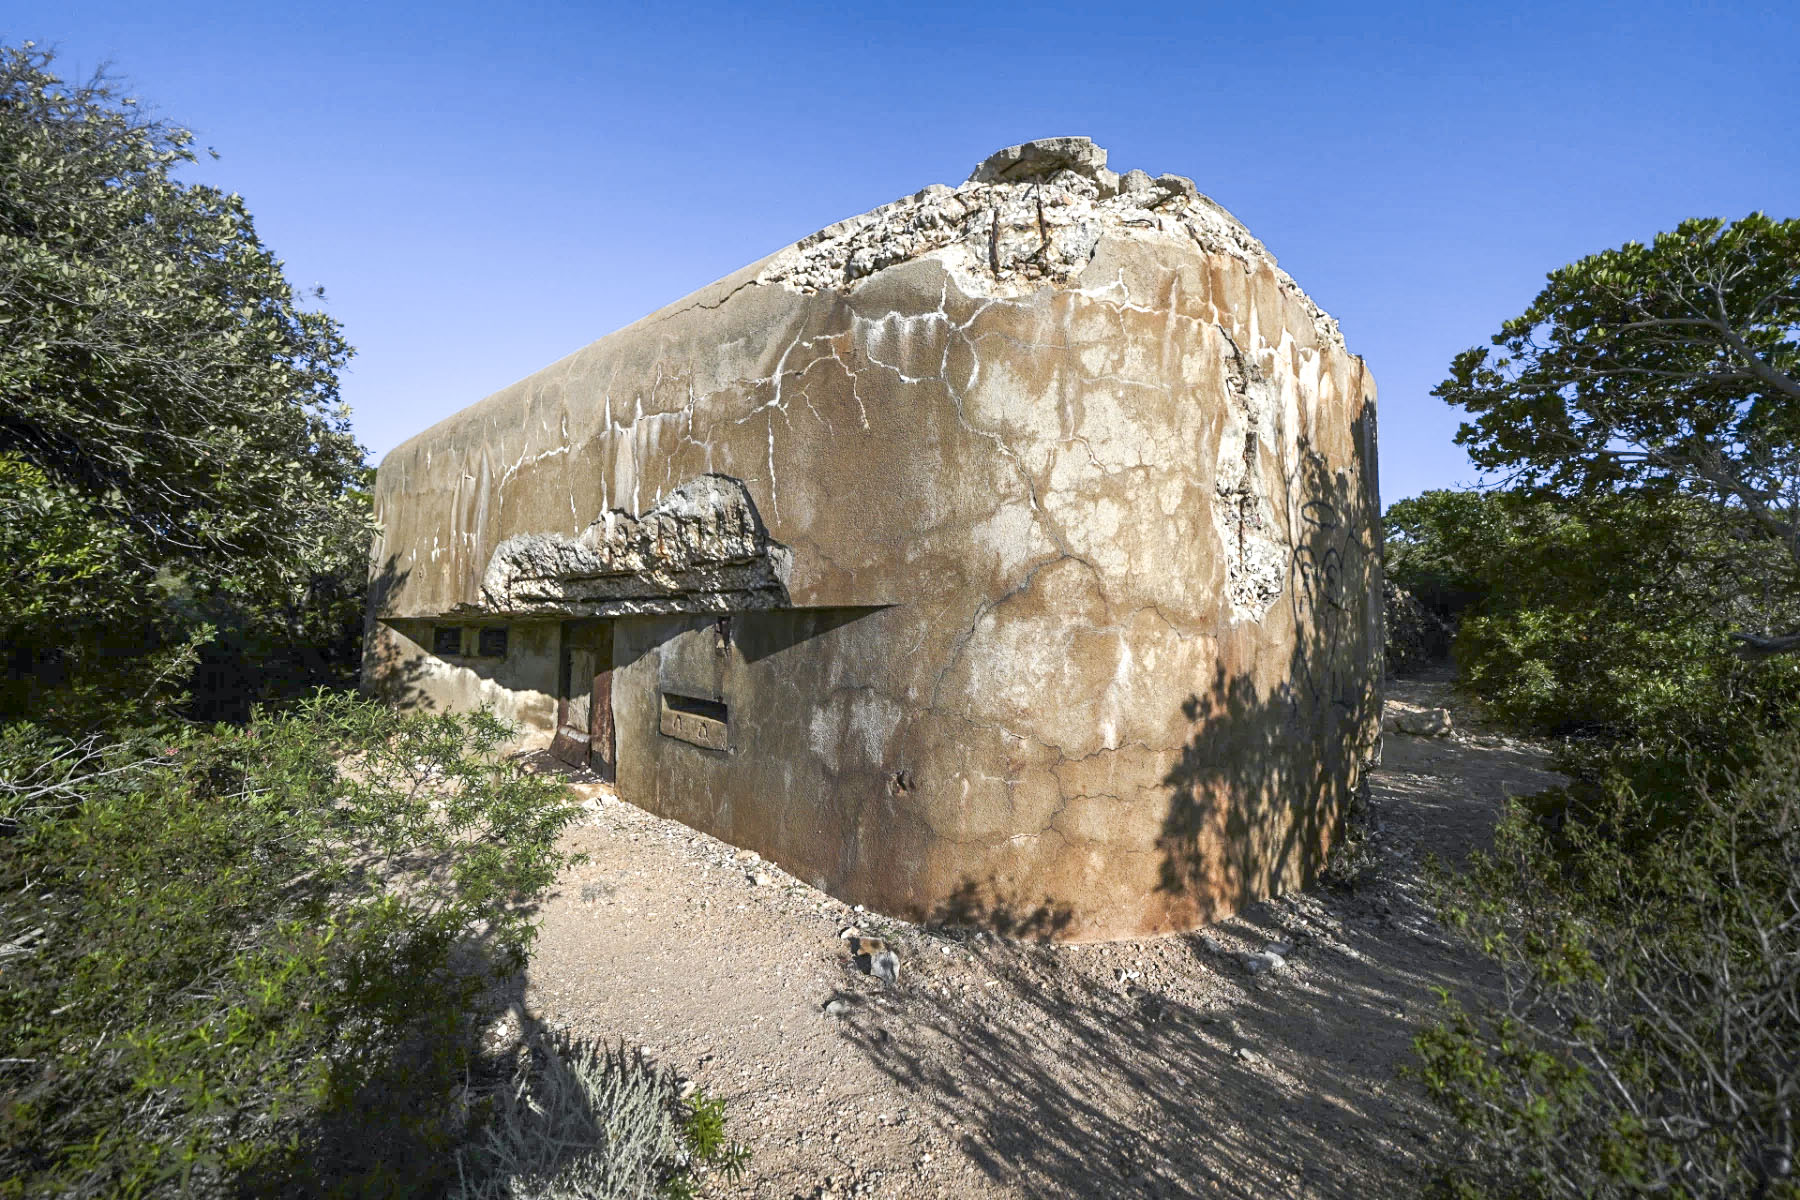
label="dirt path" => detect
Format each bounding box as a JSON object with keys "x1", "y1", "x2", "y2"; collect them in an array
[{"x1": 486, "y1": 669, "x2": 1562, "y2": 1199}]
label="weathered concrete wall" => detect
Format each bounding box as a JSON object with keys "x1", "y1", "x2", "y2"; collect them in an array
[
  {"x1": 370, "y1": 618, "x2": 561, "y2": 737},
  {"x1": 365, "y1": 138, "x2": 1381, "y2": 940}
]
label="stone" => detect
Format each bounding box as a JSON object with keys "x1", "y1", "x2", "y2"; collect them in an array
[
  {"x1": 1395, "y1": 708, "x2": 1453, "y2": 737},
  {"x1": 1241, "y1": 951, "x2": 1286, "y2": 974},
  {"x1": 481, "y1": 474, "x2": 790, "y2": 616},
  {"x1": 484, "y1": 1010, "x2": 522, "y2": 1052},
  {"x1": 824, "y1": 998, "x2": 853, "y2": 1017},
  {"x1": 1155, "y1": 173, "x2": 1199, "y2": 204},
  {"x1": 871, "y1": 950, "x2": 900, "y2": 985},
  {"x1": 967, "y1": 136, "x2": 1109, "y2": 185},
  {"x1": 1383, "y1": 581, "x2": 1452, "y2": 673},
  {"x1": 365, "y1": 137, "x2": 1382, "y2": 942},
  {"x1": 750, "y1": 871, "x2": 774, "y2": 887}
]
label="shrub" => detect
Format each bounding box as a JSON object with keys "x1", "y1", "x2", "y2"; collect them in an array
[
  {"x1": 452, "y1": 1033, "x2": 749, "y2": 1200},
  {"x1": 1385, "y1": 580, "x2": 1455, "y2": 674},
  {"x1": 0, "y1": 43, "x2": 373, "y2": 729},
  {"x1": 1389, "y1": 489, "x2": 1800, "y2": 744},
  {"x1": 1385, "y1": 490, "x2": 1512, "y2": 622},
  {"x1": 1412, "y1": 730, "x2": 1800, "y2": 1199},
  {"x1": 0, "y1": 694, "x2": 585, "y2": 1198}
]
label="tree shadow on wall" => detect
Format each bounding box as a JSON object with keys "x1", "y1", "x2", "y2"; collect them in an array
[
  {"x1": 358, "y1": 556, "x2": 438, "y2": 711},
  {"x1": 830, "y1": 415, "x2": 1402, "y2": 1198},
  {"x1": 1156, "y1": 422, "x2": 1382, "y2": 932},
  {"x1": 919, "y1": 420, "x2": 1381, "y2": 941},
  {"x1": 927, "y1": 878, "x2": 1075, "y2": 942}
]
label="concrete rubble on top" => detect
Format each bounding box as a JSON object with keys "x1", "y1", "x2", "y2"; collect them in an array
[{"x1": 756, "y1": 136, "x2": 1344, "y2": 353}]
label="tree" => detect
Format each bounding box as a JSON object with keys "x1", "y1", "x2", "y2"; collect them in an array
[
  {"x1": 1436, "y1": 214, "x2": 1800, "y2": 651},
  {"x1": 0, "y1": 696, "x2": 590, "y2": 1196},
  {"x1": 0, "y1": 42, "x2": 362, "y2": 596},
  {"x1": 1384, "y1": 489, "x2": 1514, "y2": 620},
  {"x1": 0, "y1": 42, "x2": 369, "y2": 720},
  {"x1": 1414, "y1": 732, "x2": 1800, "y2": 1199},
  {"x1": 1384, "y1": 488, "x2": 1800, "y2": 746},
  {"x1": 1414, "y1": 219, "x2": 1800, "y2": 1197}
]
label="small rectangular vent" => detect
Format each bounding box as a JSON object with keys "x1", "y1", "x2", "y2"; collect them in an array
[
  {"x1": 660, "y1": 691, "x2": 728, "y2": 751},
  {"x1": 432, "y1": 626, "x2": 463, "y2": 656},
  {"x1": 477, "y1": 627, "x2": 508, "y2": 657}
]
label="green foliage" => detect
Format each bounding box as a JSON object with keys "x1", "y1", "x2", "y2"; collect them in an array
[
  {"x1": 1426, "y1": 208, "x2": 1800, "y2": 738},
  {"x1": 670, "y1": 1090, "x2": 752, "y2": 1198},
  {"x1": 452, "y1": 1034, "x2": 749, "y2": 1200},
  {"x1": 1386, "y1": 489, "x2": 1800, "y2": 747},
  {"x1": 1418, "y1": 212, "x2": 1800, "y2": 739},
  {"x1": 1411, "y1": 732, "x2": 1800, "y2": 1198},
  {"x1": 1385, "y1": 489, "x2": 1512, "y2": 620},
  {"x1": 1437, "y1": 213, "x2": 1800, "y2": 591},
  {"x1": 0, "y1": 454, "x2": 189, "y2": 726},
  {"x1": 0, "y1": 39, "x2": 746, "y2": 1200},
  {"x1": 0, "y1": 696, "x2": 586, "y2": 1198},
  {"x1": 0, "y1": 43, "x2": 371, "y2": 725},
  {"x1": 1414, "y1": 216, "x2": 1800, "y2": 1196},
  {"x1": 0, "y1": 41, "x2": 362, "y2": 583},
  {"x1": 174, "y1": 464, "x2": 379, "y2": 723},
  {"x1": 0, "y1": 456, "x2": 134, "y2": 643}
]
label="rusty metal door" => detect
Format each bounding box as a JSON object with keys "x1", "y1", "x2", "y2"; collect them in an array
[
  {"x1": 588, "y1": 622, "x2": 615, "y2": 781},
  {"x1": 552, "y1": 621, "x2": 614, "y2": 779}
]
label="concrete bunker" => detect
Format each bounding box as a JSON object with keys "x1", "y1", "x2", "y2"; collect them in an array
[{"x1": 364, "y1": 137, "x2": 1382, "y2": 941}]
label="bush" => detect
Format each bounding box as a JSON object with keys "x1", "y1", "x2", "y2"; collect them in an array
[
  {"x1": 1385, "y1": 490, "x2": 1511, "y2": 623},
  {"x1": 0, "y1": 43, "x2": 372, "y2": 730},
  {"x1": 0, "y1": 451, "x2": 375, "y2": 732},
  {"x1": 1385, "y1": 580, "x2": 1455, "y2": 674},
  {"x1": 1387, "y1": 488, "x2": 1800, "y2": 748},
  {"x1": 1412, "y1": 730, "x2": 1800, "y2": 1199},
  {"x1": 452, "y1": 1032, "x2": 749, "y2": 1200},
  {"x1": 0, "y1": 695, "x2": 585, "y2": 1198}
]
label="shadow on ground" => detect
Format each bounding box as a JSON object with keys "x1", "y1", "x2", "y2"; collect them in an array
[
  {"x1": 833, "y1": 906, "x2": 1472, "y2": 1195},
  {"x1": 830, "y1": 670, "x2": 1563, "y2": 1199}
]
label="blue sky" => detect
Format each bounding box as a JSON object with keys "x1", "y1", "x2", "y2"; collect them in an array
[{"x1": 11, "y1": 1, "x2": 1797, "y2": 506}]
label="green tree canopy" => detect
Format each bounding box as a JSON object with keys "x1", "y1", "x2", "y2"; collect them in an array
[
  {"x1": 0, "y1": 42, "x2": 363, "y2": 588},
  {"x1": 1436, "y1": 214, "x2": 1800, "y2": 648},
  {"x1": 1383, "y1": 489, "x2": 1512, "y2": 618},
  {"x1": 0, "y1": 43, "x2": 371, "y2": 722},
  {"x1": 1413, "y1": 221, "x2": 1800, "y2": 1199}
]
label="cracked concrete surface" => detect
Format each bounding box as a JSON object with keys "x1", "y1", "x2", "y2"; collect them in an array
[
  {"x1": 365, "y1": 137, "x2": 1381, "y2": 940},
  {"x1": 479, "y1": 474, "x2": 791, "y2": 615}
]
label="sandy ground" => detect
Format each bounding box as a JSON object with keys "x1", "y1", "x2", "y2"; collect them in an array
[{"x1": 479, "y1": 669, "x2": 1563, "y2": 1199}]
